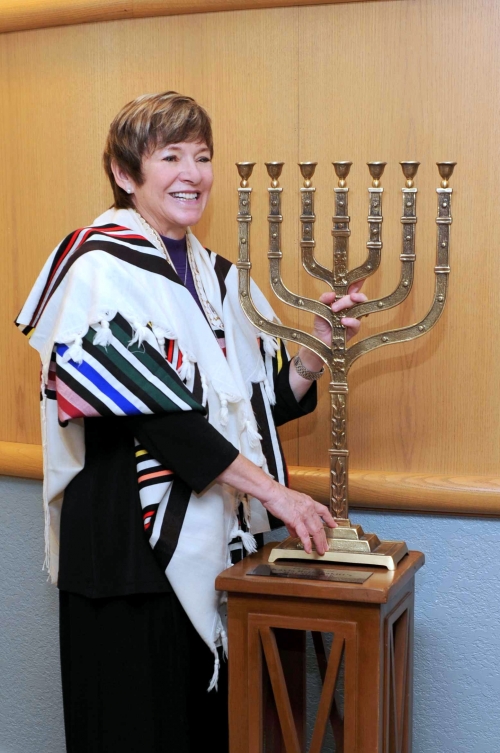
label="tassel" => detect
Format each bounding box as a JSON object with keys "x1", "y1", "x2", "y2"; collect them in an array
[
  {"x1": 62, "y1": 334, "x2": 84, "y2": 364},
  {"x1": 220, "y1": 625, "x2": 229, "y2": 657},
  {"x1": 201, "y1": 372, "x2": 209, "y2": 407},
  {"x1": 152, "y1": 325, "x2": 176, "y2": 357},
  {"x1": 238, "y1": 529, "x2": 258, "y2": 554},
  {"x1": 239, "y1": 493, "x2": 251, "y2": 528},
  {"x1": 219, "y1": 395, "x2": 229, "y2": 426},
  {"x1": 263, "y1": 377, "x2": 276, "y2": 405},
  {"x1": 244, "y1": 419, "x2": 262, "y2": 448},
  {"x1": 207, "y1": 651, "x2": 220, "y2": 692},
  {"x1": 129, "y1": 321, "x2": 157, "y2": 349},
  {"x1": 93, "y1": 319, "x2": 113, "y2": 347},
  {"x1": 230, "y1": 516, "x2": 258, "y2": 554},
  {"x1": 151, "y1": 325, "x2": 165, "y2": 355},
  {"x1": 260, "y1": 333, "x2": 279, "y2": 356},
  {"x1": 178, "y1": 353, "x2": 195, "y2": 383}
]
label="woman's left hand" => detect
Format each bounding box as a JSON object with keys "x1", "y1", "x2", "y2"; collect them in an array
[
  {"x1": 289, "y1": 280, "x2": 368, "y2": 401},
  {"x1": 312, "y1": 280, "x2": 367, "y2": 345}
]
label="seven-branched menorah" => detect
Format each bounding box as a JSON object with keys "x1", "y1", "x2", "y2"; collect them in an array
[{"x1": 236, "y1": 159, "x2": 455, "y2": 569}]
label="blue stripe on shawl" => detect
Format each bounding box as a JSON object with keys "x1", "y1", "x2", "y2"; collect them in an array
[{"x1": 56, "y1": 344, "x2": 142, "y2": 415}]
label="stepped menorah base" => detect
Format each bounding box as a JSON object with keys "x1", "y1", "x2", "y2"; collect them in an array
[{"x1": 268, "y1": 519, "x2": 408, "y2": 570}]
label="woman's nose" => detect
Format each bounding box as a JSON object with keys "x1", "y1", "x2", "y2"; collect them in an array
[{"x1": 180, "y1": 158, "x2": 202, "y2": 183}]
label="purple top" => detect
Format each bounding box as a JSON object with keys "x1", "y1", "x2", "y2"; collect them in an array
[{"x1": 161, "y1": 235, "x2": 205, "y2": 317}]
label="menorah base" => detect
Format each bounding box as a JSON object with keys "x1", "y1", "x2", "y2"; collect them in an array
[{"x1": 268, "y1": 537, "x2": 408, "y2": 571}]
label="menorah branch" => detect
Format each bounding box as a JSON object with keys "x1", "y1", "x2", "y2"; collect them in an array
[
  {"x1": 349, "y1": 182, "x2": 417, "y2": 318},
  {"x1": 345, "y1": 184, "x2": 452, "y2": 372},
  {"x1": 266, "y1": 171, "x2": 334, "y2": 325}
]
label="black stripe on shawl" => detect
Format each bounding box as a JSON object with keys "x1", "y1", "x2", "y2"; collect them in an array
[
  {"x1": 251, "y1": 382, "x2": 278, "y2": 480},
  {"x1": 48, "y1": 238, "x2": 184, "y2": 303},
  {"x1": 138, "y1": 475, "x2": 176, "y2": 491},
  {"x1": 32, "y1": 226, "x2": 152, "y2": 324},
  {"x1": 55, "y1": 366, "x2": 115, "y2": 417},
  {"x1": 212, "y1": 251, "x2": 232, "y2": 303},
  {"x1": 191, "y1": 363, "x2": 204, "y2": 406},
  {"x1": 250, "y1": 382, "x2": 283, "y2": 530},
  {"x1": 151, "y1": 477, "x2": 192, "y2": 570}
]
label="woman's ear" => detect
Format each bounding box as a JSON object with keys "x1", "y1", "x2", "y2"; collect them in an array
[{"x1": 111, "y1": 160, "x2": 135, "y2": 195}]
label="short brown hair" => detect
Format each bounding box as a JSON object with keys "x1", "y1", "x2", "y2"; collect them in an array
[{"x1": 103, "y1": 91, "x2": 213, "y2": 209}]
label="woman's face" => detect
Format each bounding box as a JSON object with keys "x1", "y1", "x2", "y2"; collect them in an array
[{"x1": 120, "y1": 141, "x2": 213, "y2": 239}]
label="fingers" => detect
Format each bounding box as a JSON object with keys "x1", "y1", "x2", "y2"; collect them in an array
[
  {"x1": 332, "y1": 292, "x2": 368, "y2": 313},
  {"x1": 294, "y1": 521, "x2": 313, "y2": 553},
  {"x1": 292, "y1": 498, "x2": 335, "y2": 556},
  {"x1": 319, "y1": 291, "x2": 336, "y2": 305},
  {"x1": 308, "y1": 517, "x2": 329, "y2": 555},
  {"x1": 348, "y1": 279, "x2": 365, "y2": 295},
  {"x1": 314, "y1": 501, "x2": 336, "y2": 529},
  {"x1": 341, "y1": 316, "x2": 361, "y2": 337}
]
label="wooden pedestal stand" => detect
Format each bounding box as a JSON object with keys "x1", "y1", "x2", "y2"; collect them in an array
[{"x1": 215, "y1": 544, "x2": 424, "y2": 753}]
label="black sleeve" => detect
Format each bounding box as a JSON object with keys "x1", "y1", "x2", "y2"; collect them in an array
[
  {"x1": 130, "y1": 412, "x2": 239, "y2": 494},
  {"x1": 272, "y1": 359, "x2": 318, "y2": 427}
]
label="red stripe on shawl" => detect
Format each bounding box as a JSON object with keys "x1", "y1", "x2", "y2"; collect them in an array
[
  {"x1": 56, "y1": 377, "x2": 101, "y2": 419},
  {"x1": 167, "y1": 339, "x2": 174, "y2": 362},
  {"x1": 32, "y1": 225, "x2": 151, "y2": 326}
]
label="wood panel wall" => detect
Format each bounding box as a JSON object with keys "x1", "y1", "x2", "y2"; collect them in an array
[
  {"x1": 0, "y1": 0, "x2": 388, "y2": 34},
  {"x1": 1, "y1": 0, "x2": 499, "y2": 513}
]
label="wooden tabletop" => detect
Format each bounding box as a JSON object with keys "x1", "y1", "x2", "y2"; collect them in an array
[{"x1": 215, "y1": 543, "x2": 424, "y2": 604}]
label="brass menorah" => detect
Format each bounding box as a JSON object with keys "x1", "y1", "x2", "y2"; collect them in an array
[{"x1": 236, "y1": 159, "x2": 456, "y2": 570}]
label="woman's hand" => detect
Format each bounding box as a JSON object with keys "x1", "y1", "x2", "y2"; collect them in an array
[
  {"x1": 289, "y1": 280, "x2": 368, "y2": 401},
  {"x1": 262, "y1": 482, "x2": 336, "y2": 554},
  {"x1": 312, "y1": 280, "x2": 367, "y2": 346},
  {"x1": 218, "y1": 454, "x2": 337, "y2": 555}
]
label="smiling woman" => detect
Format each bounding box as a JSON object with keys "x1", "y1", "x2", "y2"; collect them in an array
[
  {"x1": 112, "y1": 141, "x2": 214, "y2": 239},
  {"x1": 15, "y1": 90, "x2": 363, "y2": 753}
]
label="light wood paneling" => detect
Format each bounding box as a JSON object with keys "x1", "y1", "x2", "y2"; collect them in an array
[
  {"x1": 296, "y1": 0, "x2": 500, "y2": 481},
  {"x1": 1, "y1": 0, "x2": 499, "y2": 515},
  {"x1": 0, "y1": 0, "x2": 390, "y2": 35},
  {"x1": 0, "y1": 6, "x2": 302, "y2": 460}
]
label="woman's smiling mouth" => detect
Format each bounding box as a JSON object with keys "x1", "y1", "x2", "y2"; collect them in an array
[{"x1": 169, "y1": 192, "x2": 200, "y2": 201}]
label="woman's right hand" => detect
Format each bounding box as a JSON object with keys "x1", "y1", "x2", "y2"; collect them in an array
[{"x1": 217, "y1": 453, "x2": 336, "y2": 555}]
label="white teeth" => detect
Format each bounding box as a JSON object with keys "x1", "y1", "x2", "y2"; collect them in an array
[{"x1": 170, "y1": 192, "x2": 198, "y2": 200}]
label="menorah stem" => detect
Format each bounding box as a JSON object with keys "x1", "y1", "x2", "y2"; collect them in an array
[{"x1": 329, "y1": 381, "x2": 349, "y2": 522}]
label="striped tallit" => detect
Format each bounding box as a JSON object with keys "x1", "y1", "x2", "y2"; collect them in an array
[{"x1": 16, "y1": 207, "x2": 288, "y2": 687}]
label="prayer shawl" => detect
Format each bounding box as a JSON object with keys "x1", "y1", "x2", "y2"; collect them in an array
[{"x1": 16, "y1": 207, "x2": 288, "y2": 688}]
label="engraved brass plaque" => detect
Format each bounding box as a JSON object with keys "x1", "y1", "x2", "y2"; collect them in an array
[{"x1": 248, "y1": 563, "x2": 373, "y2": 584}]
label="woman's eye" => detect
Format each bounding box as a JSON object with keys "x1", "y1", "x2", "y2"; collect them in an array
[
  {"x1": 163, "y1": 155, "x2": 177, "y2": 162},
  {"x1": 197, "y1": 156, "x2": 211, "y2": 163}
]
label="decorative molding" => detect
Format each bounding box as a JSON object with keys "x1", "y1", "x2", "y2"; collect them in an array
[
  {"x1": 0, "y1": 442, "x2": 43, "y2": 480},
  {"x1": 1, "y1": 441, "x2": 499, "y2": 516},
  {"x1": 289, "y1": 466, "x2": 500, "y2": 517},
  {"x1": 0, "y1": 0, "x2": 388, "y2": 35}
]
